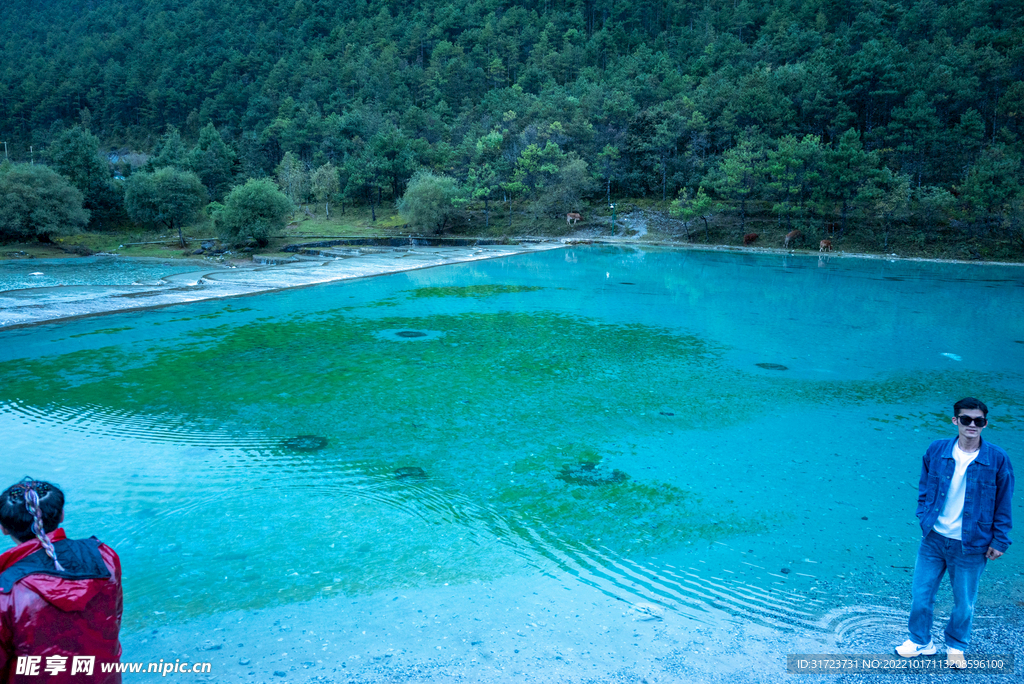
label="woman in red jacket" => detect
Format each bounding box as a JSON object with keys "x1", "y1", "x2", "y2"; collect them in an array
[{"x1": 0, "y1": 479, "x2": 122, "y2": 683}]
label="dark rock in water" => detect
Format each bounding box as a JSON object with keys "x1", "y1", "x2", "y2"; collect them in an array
[
  {"x1": 1016, "y1": 341, "x2": 1024, "y2": 344},
  {"x1": 861, "y1": 516, "x2": 869, "y2": 520},
  {"x1": 780, "y1": 568, "x2": 791, "y2": 574},
  {"x1": 239, "y1": 658, "x2": 251, "y2": 666},
  {"x1": 756, "y1": 363, "x2": 788, "y2": 371},
  {"x1": 273, "y1": 671, "x2": 287, "y2": 677},
  {"x1": 619, "y1": 282, "x2": 636, "y2": 285},
  {"x1": 557, "y1": 461, "x2": 630, "y2": 486},
  {"x1": 395, "y1": 466, "x2": 427, "y2": 479},
  {"x1": 283, "y1": 435, "x2": 329, "y2": 452},
  {"x1": 659, "y1": 411, "x2": 674, "y2": 416},
  {"x1": 396, "y1": 330, "x2": 428, "y2": 338}
]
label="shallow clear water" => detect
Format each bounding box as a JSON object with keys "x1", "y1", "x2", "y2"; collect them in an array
[
  {"x1": 1, "y1": 246, "x2": 1022, "y2": 679},
  {"x1": 0, "y1": 255, "x2": 201, "y2": 291}
]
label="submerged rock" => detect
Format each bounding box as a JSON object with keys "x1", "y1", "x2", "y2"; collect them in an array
[
  {"x1": 395, "y1": 466, "x2": 427, "y2": 479},
  {"x1": 631, "y1": 602, "x2": 665, "y2": 620},
  {"x1": 557, "y1": 461, "x2": 630, "y2": 486},
  {"x1": 756, "y1": 363, "x2": 788, "y2": 370},
  {"x1": 282, "y1": 435, "x2": 329, "y2": 452},
  {"x1": 396, "y1": 330, "x2": 428, "y2": 338}
]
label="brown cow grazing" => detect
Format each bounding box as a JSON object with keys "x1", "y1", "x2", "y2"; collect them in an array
[
  {"x1": 784, "y1": 229, "x2": 802, "y2": 248},
  {"x1": 743, "y1": 232, "x2": 759, "y2": 245},
  {"x1": 566, "y1": 212, "x2": 582, "y2": 226},
  {"x1": 819, "y1": 239, "x2": 832, "y2": 252}
]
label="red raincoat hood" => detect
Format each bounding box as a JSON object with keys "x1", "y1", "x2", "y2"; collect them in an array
[{"x1": 0, "y1": 528, "x2": 105, "y2": 611}]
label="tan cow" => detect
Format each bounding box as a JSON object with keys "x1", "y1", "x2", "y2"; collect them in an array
[
  {"x1": 566, "y1": 212, "x2": 582, "y2": 226},
  {"x1": 819, "y1": 239, "x2": 832, "y2": 252},
  {"x1": 784, "y1": 229, "x2": 802, "y2": 248}
]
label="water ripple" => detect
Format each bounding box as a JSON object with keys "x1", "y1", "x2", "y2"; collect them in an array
[{"x1": 1, "y1": 397, "x2": 898, "y2": 643}]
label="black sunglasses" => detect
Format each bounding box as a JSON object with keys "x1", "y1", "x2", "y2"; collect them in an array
[{"x1": 957, "y1": 415, "x2": 987, "y2": 427}]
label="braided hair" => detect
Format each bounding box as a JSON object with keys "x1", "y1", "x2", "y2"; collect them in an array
[{"x1": 1, "y1": 478, "x2": 65, "y2": 572}]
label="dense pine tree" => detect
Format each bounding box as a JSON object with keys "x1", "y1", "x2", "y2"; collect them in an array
[{"x1": 0, "y1": 0, "x2": 1020, "y2": 243}]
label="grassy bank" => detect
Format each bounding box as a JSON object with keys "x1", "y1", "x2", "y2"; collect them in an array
[{"x1": 3, "y1": 201, "x2": 1024, "y2": 264}]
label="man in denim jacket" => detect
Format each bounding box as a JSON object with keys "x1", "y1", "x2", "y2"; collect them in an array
[{"x1": 896, "y1": 398, "x2": 1014, "y2": 668}]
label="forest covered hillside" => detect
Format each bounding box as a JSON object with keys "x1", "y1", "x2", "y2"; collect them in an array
[{"x1": 1, "y1": 0, "x2": 1023, "y2": 250}]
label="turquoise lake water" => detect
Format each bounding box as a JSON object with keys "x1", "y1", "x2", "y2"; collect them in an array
[
  {"x1": 1, "y1": 245, "x2": 1022, "y2": 680},
  {"x1": 0, "y1": 255, "x2": 200, "y2": 291}
]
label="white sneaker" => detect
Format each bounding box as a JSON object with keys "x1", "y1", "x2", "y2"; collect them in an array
[
  {"x1": 947, "y1": 648, "x2": 967, "y2": 669},
  {"x1": 896, "y1": 639, "x2": 937, "y2": 657}
]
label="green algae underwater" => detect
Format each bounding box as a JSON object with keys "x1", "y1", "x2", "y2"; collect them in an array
[{"x1": 1, "y1": 246, "x2": 1022, "y2": 630}]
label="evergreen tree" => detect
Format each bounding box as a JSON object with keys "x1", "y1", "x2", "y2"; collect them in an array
[
  {"x1": 465, "y1": 130, "x2": 510, "y2": 229},
  {"x1": 815, "y1": 129, "x2": 884, "y2": 236},
  {"x1": 959, "y1": 145, "x2": 1024, "y2": 226},
  {"x1": 711, "y1": 135, "x2": 768, "y2": 231},
  {"x1": 343, "y1": 150, "x2": 383, "y2": 222},
  {"x1": 370, "y1": 124, "x2": 418, "y2": 200},
  {"x1": 512, "y1": 141, "x2": 568, "y2": 215},
  {"x1": 671, "y1": 186, "x2": 723, "y2": 242},
  {"x1": 187, "y1": 123, "x2": 237, "y2": 200},
  {"x1": 45, "y1": 125, "x2": 121, "y2": 230},
  {"x1": 765, "y1": 135, "x2": 822, "y2": 229},
  {"x1": 883, "y1": 90, "x2": 942, "y2": 186},
  {"x1": 147, "y1": 126, "x2": 189, "y2": 171},
  {"x1": 859, "y1": 168, "x2": 911, "y2": 249}
]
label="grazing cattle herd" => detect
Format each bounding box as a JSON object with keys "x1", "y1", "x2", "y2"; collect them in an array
[{"x1": 746, "y1": 229, "x2": 835, "y2": 252}]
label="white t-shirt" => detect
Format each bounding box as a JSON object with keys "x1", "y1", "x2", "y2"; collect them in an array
[{"x1": 933, "y1": 442, "x2": 980, "y2": 540}]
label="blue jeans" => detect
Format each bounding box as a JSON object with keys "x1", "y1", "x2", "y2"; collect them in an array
[{"x1": 908, "y1": 530, "x2": 988, "y2": 650}]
